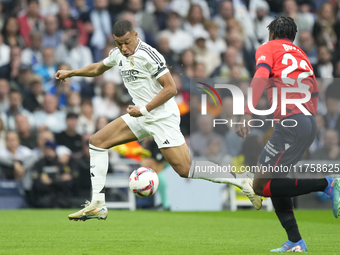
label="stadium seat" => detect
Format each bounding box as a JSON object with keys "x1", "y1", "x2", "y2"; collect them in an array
[
  {"x1": 105, "y1": 173, "x2": 136, "y2": 211},
  {"x1": 0, "y1": 180, "x2": 27, "y2": 209}
]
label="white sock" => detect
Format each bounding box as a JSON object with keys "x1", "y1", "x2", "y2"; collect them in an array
[{"x1": 89, "y1": 144, "x2": 108, "y2": 207}]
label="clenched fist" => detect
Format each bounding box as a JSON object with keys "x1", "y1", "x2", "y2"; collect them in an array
[
  {"x1": 127, "y1": 105, "x2": 142, "y2": 117},
  {"x1": 55, "y1": 70, "x2": 71, "y2": 83}
]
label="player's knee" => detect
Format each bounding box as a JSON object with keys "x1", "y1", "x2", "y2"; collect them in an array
[{"x1": 89, "y1": 135, "x2": 104, "y2": 148}]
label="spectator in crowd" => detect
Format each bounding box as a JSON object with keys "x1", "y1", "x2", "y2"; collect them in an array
[
  {"x1": 179, "y1": 48, "x2": 196, "y2": 78},
  {"x1": 204, "y1": 136, "x2": 230, "y2": 165},
  {"x1": 156, "y1": 34, "x2": 179, "y2": 71},
  {"x1": 33, "y1": 47, "x2": 58, "y2": 92},
  {"x1": 11, "y1": 64, "x2": 35, "y2": 97},
  {"x1": 22, "y1": 75, "x2": 44, "y2": 112},
  {"x1": 152, "y1": 0, "x2": 168, "y2": 31},
  {"x1": 31, "y1": 140, "x2": 73, "y2": 208},
  {"x1": 58, "y1": 1, "x2": 88, "y2": 46},
  {"x1": 205, "y1": 21, "x2": 227, "y2": 56},
  {"x1": 92, "y1": 81, "x2": 120, "y2": 121},
  {"x1": 127, "y1": 0, "x2": 158, "y2": 36},
  {"x1": 73, "y1": 133, "x2": 92, "y2": 198},
  {"x1": 232, "y1": 135, "x2": 263, "y2": 172},
  {"x1": 0, "y1": 131, "x2": 34, "y2": 180},
  {"x1": 214, "y1": 96, "x2": 235, "y2": 136},
  {"x1": 325, "y1": 62, "x2": 340, "y2": 96},
  {"x1": 214, "y1": 0, "x2": 234, "y2": 38},
  {"x1": 313, "y1": 46, "x2": 334, "y2": 80},
  {"x1": 0, "y1": 34, "x2": 10, "y2": 66},
  {"x1": 17, "y1": 0, "x2": 44, "y2": 46},
  {"x1": 39, "y1": 0, "x2": 60, "y2": 16},
  {"x1": 192, "y1": 30, "x2": 221, "y2": 77},
  {"x1": 309, "y1": 114, "x2": 326, "y2": 156},
  {"x1": 95, "y1": 116, "x2": 109, "y2": 132},
  {"x1": 0, "y1": 46, "x2": 21, "y2": 81},
  {"x1": 282, "y1": 0, "x2": 314, "y2": 42},
  {"x1": 298, "y1": 30, "x2": 318, "y2": 65},
  {"x1": 55, "y1": 29, "x2": 93, "y2": 84},
  {"x1": 89, "y1": 0, "x2": 112, "y2": 62},
  {"x1": 159, "y1": 11, "x2": 194, "y2": 55},
  {"x1": 193, "y1": 62, "x2": 207, "y2": 79},
  {"x1": 313, "y1": 2, "x2": 337, "y2": 50},
  {"x1": 55, "y1": 112, "x2": 82, "y2": 154},
  {"x1": 311, "y1": 129, "x2": 340, "y2": 160},
  {"x1": 32, "y1": 130, "x2": 71, "y2": 161},
  {"x1": 42, "y1": 15, "x2": 63, "y2": 49},
  {"x1": 217, "y1": 47, "x2": 250, "y2": 80},
  {"x1": 1, "y1": 17, "x2": 26, "y2": 48},
  {"x1": 190, "y1": 114, "x2": 227, "y2": 157},
  {"x1": 168, "y1": 0, "x2": 210, "y2": 20},
  {"x1": 49, "y1": 63, "x2": 81, "y2": 108},
  {"x1": 0, "y1": 2, "x2": 5, "y2": 32},
  {"x1": 323, "y1": 94, "x2": 340, "y2": 131},
  {"x1": 76, "y1": 99, "x2": 96, "y2": 135},
  {"x1": 230, "y1": 0, "x2": 257, "y2": 47},
  {"x1": 21, "y1": 30, "x2": 43, "y2": 67},
  {"x1": 1, "y1": 90, "x2": 35, "y2": 131},
  {"x1": 71, "y1": 0, "x2": 91, "y2": 21},
  {"x1": 120, "y1": 11, "x2": 157, "y2": 48},
  {"x1": 33, "y1": 94, "x2": 66, "y2": 133},
  {"x1": 0, "y1": 79, "x2": 9, "y2": 112},
  {"x1": 180, "y1": 92, "x2": 198, "y2": 136},
  {"x1": 65, "y1": 91, "x2": 81, "y2": 115},
  {"x1": 226, "y1": 29, "x2": 255, "y2": 76},
  {"x1": 0, "y1": 118, "x2": 5, "y2": 148},
  {"x1": 183, "y1": 4, "x2": 206, "y2": 39},
  {"x1": 16, "y1": 114, "x2": 37, "y2": 149},
  {"x1": 172, "y1": 72, "x2": 189, "y2": 116},
  {"x1": 253, "y1": 0, "x2": 273, "y2": 46}
]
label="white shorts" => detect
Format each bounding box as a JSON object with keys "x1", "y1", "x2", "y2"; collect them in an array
[{"x1": 121, "y1": 113, "x2": 185, "y2": 148}]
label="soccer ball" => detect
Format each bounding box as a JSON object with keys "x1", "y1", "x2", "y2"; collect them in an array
[{"x1": 129, "y1": 167, "x2": 159, "y2": 197}]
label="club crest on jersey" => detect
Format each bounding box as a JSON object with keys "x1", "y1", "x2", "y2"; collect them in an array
[{"x1": 130, "y1": 57, "x2": 135, "y2": 67}]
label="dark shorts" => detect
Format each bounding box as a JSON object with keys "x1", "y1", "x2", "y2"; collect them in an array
[
  {"x1": 144, "y1": 139, "x2": 165, "y2": 163},
  {"x1": 259, "y1": 113, "x2": 316, "y2": 170}
]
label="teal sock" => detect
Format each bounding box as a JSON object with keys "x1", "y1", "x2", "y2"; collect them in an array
[{"x1": 157, "y1": 171, "x2": 170, "y2": 209}]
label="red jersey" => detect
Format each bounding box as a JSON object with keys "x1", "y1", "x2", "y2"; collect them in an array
[{"x1": 245, "y1": 39, "x2": 318, "y2": 120}]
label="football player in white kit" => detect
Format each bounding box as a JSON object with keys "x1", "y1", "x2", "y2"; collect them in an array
[{"x1": 55, "y1": 20, "x2": 261, "y2": 221}]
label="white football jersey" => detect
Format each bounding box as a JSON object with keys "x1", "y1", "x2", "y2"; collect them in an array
[{"x1": 103, "y1": 39, "x2": 180, "y2": 122}]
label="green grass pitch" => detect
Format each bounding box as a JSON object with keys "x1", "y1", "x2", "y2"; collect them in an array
[{"x1": 0, "y1": 210, "x2": 338, "y2": 255}]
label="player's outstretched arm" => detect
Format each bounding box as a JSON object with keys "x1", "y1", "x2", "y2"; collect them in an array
[{"x1": 54, "y1": 61, "x2": 112, "y2": 82}]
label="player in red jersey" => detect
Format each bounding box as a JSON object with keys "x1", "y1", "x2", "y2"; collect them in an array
[{"x1": 236, "y1": 17, "x2": 340, "y2": 252}]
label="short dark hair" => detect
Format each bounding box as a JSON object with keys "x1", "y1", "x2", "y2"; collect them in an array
[
  {"x1": 28, "y1": 0, "x2": 39, "y2": 5},
  {"x1": 112, "y1": 20, "x2": 134, "y2": 37},
  {"x1": 267, "y1": 16, "x2": 297, "y2": 42},
  {"x1": 66, "y1": 112, "x2": 78, "y2": 119}
]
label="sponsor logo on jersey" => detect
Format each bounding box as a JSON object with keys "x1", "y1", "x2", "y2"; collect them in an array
[
  {"x1": 120, "y1": 69, "x2": 139, "y2": 82},
  {"x1": 256, "y1": 55, "x2": 266, "y2": 65},
  {"x1": 282, "y1": 44, "x2": 300, "y2": 52},
  {"x1": 119, "y1": 60, "x2": 122, "y2": 66}
]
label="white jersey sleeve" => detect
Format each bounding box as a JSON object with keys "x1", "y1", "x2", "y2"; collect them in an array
[
  {"x1": 103, "y1": 47, "x2": 119, "y2": 67},
  {"x1": 140, "y1": 45, "x2": 169, "y2": 79}
]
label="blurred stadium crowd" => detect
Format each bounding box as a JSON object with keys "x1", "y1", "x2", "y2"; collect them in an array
[{"x1": 0, "y1": 0, "x2": 340, "y2": 208}]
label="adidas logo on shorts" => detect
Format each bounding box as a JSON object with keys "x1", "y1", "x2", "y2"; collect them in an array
[{"x1": 163, "y1": 139, "x2": 170, "y2": 145}]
